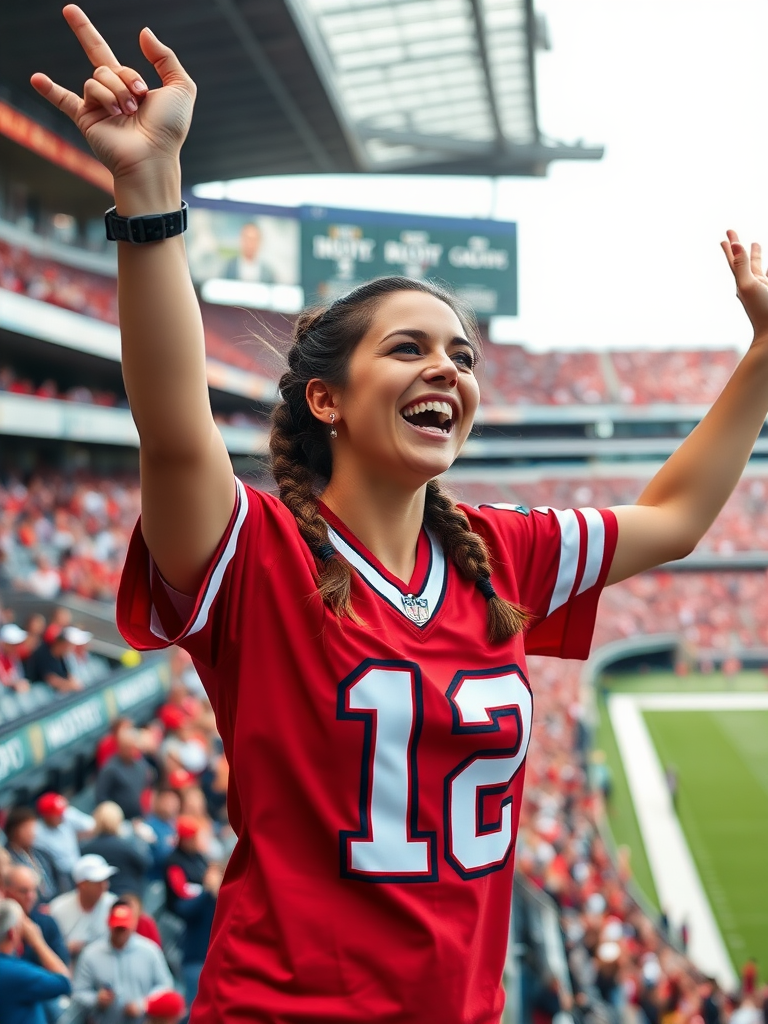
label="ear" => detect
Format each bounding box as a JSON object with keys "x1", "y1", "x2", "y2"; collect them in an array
[{"x1": 306, "y1": 378, "x2": 340, "y2": 425}]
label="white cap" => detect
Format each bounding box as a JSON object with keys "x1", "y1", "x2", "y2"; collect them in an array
[
  {"x1": 597, "y1": 941, "x2": 621, "y2": 963},
  {"x1": 0, "y1": 624, "x2": 27, "y2": 645},
  {"x1": 73, "y1": 854, "x2": 118, "y2": 884},
  {"x1": 63, "y1": 626, "x2": 93, "y2": 646},
  {"x1": 585, "y1": 892, "x2": 606, "y2": 915}
]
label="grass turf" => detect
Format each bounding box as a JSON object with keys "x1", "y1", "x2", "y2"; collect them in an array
[
  {"x1": 643, "y1": 708, "x2": 768, "y2": 973},
  {"x1": 594, "y1": 670, "x2": 768, "y2": 974}
]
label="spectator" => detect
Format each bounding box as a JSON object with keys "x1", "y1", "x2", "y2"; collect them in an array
[
  {"x1": 4, "y1": 807, "x2": 61, "y2": 904},
  {"x1": 144, "y1": 788, "x2": 181, "y2": 882},
  {"x1": 48, "y1": 854, "x2": 118, "y2": 960},
  {"x1": 24, "y1": 555, "x2": 62, "y2": 600},
  {"x1": 3, "y1": 865, "x2": 70, "y2": 968},
  {"x1": 24, "y1": 634, "x2": 82, "y2": 693},
  {"x1": 72, "y1": 899, "x2": 173, "y2": 1024},
  {"x1": 122, "y1": 892, "x2": 162, "y2": 948},
  {"x1": 20, "y1": 613, "x2": 46, "y2": 659},
  {"x1": 0, "y1": 897, "x2": 71, "y2": 1024},
  {"x1": 165, "y1": 817, "x2": 219, "y2": 1009},
  {"x1": 145, "y1": 990, "x2": 186, "y2": 1024},
  {"x1": 95, "y1": 717, "x2": 132, "y2": 769},
  {"x1": 0, "y1": 624, "x2": 31, "y2": 692},
  {"x1": 33, "y1": 794, "x2": 94, "y2": 888},
  {"x1": 95, "y1": 726, "x2": 155, "y2": 821},
  {"x1": 62, "y1": 626, "x2": 106, "y2": 686},
  {"x1": 80, "y1": 802, "x2": 151, "y2": 897}
]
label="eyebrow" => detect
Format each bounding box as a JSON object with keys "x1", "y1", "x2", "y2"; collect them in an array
[{"x1": 380, "y1": 328, "x2": 474, "y2": 349}]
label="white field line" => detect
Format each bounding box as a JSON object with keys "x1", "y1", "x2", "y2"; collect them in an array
[
  {"x1": 607, "y1": 694, "x2": 737, "y2": 988},
  {"x1": 632, "y1": 693, "x2": 768, "y2": 712}
]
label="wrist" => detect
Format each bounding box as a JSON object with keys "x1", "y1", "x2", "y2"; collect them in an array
[{"x1": 113, "y1": 162, "x2": 183, "y2": 217}]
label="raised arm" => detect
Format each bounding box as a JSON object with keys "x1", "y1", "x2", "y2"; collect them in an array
[
  {"x1": 607, "y1": 231, "x2": 768, "y2": 584},
  {"x1": 32, "y1": 6, "x2": 234, "y2": 594}
]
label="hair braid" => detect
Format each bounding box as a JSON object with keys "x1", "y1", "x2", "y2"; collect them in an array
[
  {"x1": 424, "y1": 480, "x2": 530, "y2": 643},
  {"x1": 269, "y1": 400, "x2": 361, "y2": 623}
]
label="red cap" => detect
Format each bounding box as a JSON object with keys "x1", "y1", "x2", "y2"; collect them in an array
[
  {"x1": 146, "y1": 990, "x2": 186, "y2": 1018},
  {"x1": 158, "y1": 704, "x2": 188, "y2": 732},
  {"x1": 168, "y1": 768, "x2": 195, "y2": 790},
  {"x1": 37, "y1": 792, "x2": 67, "y2": 817},
  {"x1": 43, "y1": 624, "x2": 62, "y2": 644},
  {"x1": 176, "y1": 815, "x2": 200, "y2": 839},
  {"x1": 107, "y1": 904, "x2": 138, "y2": 929}
]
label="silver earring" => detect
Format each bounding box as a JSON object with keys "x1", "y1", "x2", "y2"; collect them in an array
[{"x1": 329, "y1": 413, "x2": 338, "y2": 439}]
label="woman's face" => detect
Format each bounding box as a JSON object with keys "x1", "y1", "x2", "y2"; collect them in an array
[{"x1": 332, "y1": 291, "x2": 481, "y2": 487}]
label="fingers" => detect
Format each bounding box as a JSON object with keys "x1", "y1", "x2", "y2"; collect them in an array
[
  {"x1": 84, "y1": 77, "x2": 123, "y2": 117},
  {"x1": 750, "y1": 242, "x2": 764, "y2": 279},
  {"x1": 93, "y1": 66, "x2": 143, "y2": 115},
  {"x1": 62, "y1": 4, "x2": 120, "y2": 70},
  {"x1": 722, "y1": 230, "x2": 767, "y2": 294},
  {"x1": 139, "y1": 27, "x2": 195, "y2": 91},
  {"x1": 29, "y1": 73, "x2": 84, "y2": 123}
]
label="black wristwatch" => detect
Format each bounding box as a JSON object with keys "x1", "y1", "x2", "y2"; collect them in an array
[{"x1": 105, "y1": 201, "x2": 188, "y2": 243}]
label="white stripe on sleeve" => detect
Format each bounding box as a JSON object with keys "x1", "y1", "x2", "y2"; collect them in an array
[
  {"x1": 187, "y1": 476, "x2": 249, "y2": 638},
  {"x1": 534, "y1": 507, "x2": 580, "y2": 617},
  {"x1": 576, "y1": 507, "x2": 606, "y2": 596}
]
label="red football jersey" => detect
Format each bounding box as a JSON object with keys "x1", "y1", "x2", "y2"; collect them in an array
[{"x1": 117, "y1": 480, "x2": 617, "y2": 1024}]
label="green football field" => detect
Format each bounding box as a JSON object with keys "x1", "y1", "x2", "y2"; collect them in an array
[{"x1": 595, "y1": 671, "x2": 768, "y2": 973}]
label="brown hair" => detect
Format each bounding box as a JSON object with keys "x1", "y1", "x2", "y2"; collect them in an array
[{"x1": 268, "y1": 276, "x2": 530, "y2": 642}]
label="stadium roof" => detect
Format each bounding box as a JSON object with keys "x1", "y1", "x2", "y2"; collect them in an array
[{"x1": 1, "y1": 0, "x2": 602, "y2": 186}]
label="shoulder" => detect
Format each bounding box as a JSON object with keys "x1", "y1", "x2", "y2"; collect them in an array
[
  {"x1": 79, "y1": 936, "x2": 110, "y2": 962},
  {"x1": 129, "y1": 933, "x2": 163, "y2": 958},
  {"x1": 34, "y1": 909, "x2": 62, "y2": 935},
  {"x1": 49, "y1": 890, "x2": 74, "y2": 912}
]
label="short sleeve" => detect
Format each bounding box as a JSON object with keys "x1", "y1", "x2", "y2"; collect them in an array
[
  {"x1": 116, "y1": 477, "x2": 254, "y2": 668},
  {"x1": 464, "y1": 503, "x2": 618, "y2": 660}
]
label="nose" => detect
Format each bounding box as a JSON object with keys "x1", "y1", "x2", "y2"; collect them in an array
[{"x1": 424, "y1": 351, "x2": 458, "y2": 387}]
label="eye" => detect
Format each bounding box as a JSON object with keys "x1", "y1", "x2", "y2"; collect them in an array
[
  {"x1": 453, "y1": 350, "x2": 476, "y2": 370},
  {"x1": 389, "y1": 341, "x2": 422, "y2": 356}
]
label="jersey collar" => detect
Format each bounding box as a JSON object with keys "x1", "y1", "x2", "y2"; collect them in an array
[{"x1": 318, "y1": 504, "x2": 447, "y2": 627}]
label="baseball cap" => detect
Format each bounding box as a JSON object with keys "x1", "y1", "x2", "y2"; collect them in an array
[
  {"x1": 176, "y1": 815, "x2": 200, "y2": 839},
  {"x1": 146, "y1": 990, "x2": 186, "y2": 1017},
  {"x1": 107, "y1": 903, "x2": 138, "y2": 929},
  {"x1": 43, "y1": 624, "x2": 62, "y2": 644},
  {"x1": 158, "y1": 704, "x2": 188, "y2": 731},
  {"x1": 73, "y1": 854, "x2": 118, "y2": 884},
  {"x1": 0, "y1": 623, "x2": 27, "y2": 645},
  {"x1": 168, "y1": 768, "x2": 195, "y2": 790},
  {"x1": 63, "y1": 626, "x2": 93, "y2": 646},
  {"x1": 37, "y1": 792, "x2": 67, "y2": 817}
]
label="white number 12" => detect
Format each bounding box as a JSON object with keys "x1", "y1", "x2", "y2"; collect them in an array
[{"x1": 338, "y1": 660, "x2": 532, "y2": 882}]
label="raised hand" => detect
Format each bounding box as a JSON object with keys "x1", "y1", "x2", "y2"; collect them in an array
[
  {"x1": 30, "y1": 5, "x2": 195, "y2": 185},
  {"x1": 722, "y1": 230, "x2": 768, "y2": 342}
]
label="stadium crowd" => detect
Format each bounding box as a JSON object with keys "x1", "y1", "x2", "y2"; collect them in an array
[
  {"x1": 0, "y1": 239, "x2": 118, "y2": 325},
  {"x1": 0, "y1": 646, "x2": 225, "y2": 1023},
  {"x1": 0, "y1": 235, "x2": 748, "y2": 408}
]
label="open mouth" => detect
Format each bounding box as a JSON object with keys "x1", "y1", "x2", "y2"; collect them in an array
[{"x1": 400, "y1": 399, "x2": 455, "y2": 435}]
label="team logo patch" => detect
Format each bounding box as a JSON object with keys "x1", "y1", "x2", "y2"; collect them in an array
[
  {"x1": 402, "y1": 594, "x2": 429, "y2": 623},
  {"x1": 479, "y1": 502, "x2": 529, "y2": 515}
]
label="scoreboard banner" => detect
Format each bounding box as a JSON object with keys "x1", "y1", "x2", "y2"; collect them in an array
[
  {"x1": 186, "y1": 195, "x2": 517, "y2": 319},
  {"x1": 300, "y1": 205, "x2": 517, "y2": 317}
]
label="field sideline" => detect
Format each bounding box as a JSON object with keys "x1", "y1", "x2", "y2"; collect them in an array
[{"x1": 595, "y1": 672, "x2": 768, "y2": 981}]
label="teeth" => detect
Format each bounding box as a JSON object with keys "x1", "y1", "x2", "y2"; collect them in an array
[{"x1": 401, "y1": 400, "x2": 454, "y2": 424}]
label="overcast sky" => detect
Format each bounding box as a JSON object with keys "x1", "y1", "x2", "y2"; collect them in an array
[{"x1": 197, "y1": 0, "x2": 768, "y2": 351}]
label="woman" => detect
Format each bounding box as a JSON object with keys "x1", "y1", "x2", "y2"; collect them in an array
[{"x1": 32, "y1": 8, "x2": 768, "y2": 1022}]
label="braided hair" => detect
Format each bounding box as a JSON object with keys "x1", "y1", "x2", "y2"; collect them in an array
[{"x1": 268, "y1": 277, "x2": 530, "y2": 642}]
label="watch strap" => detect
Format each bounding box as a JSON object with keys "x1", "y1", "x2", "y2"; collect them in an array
[{"x1": 105, "y1": 201, "x2": 188, "y2": 244}]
